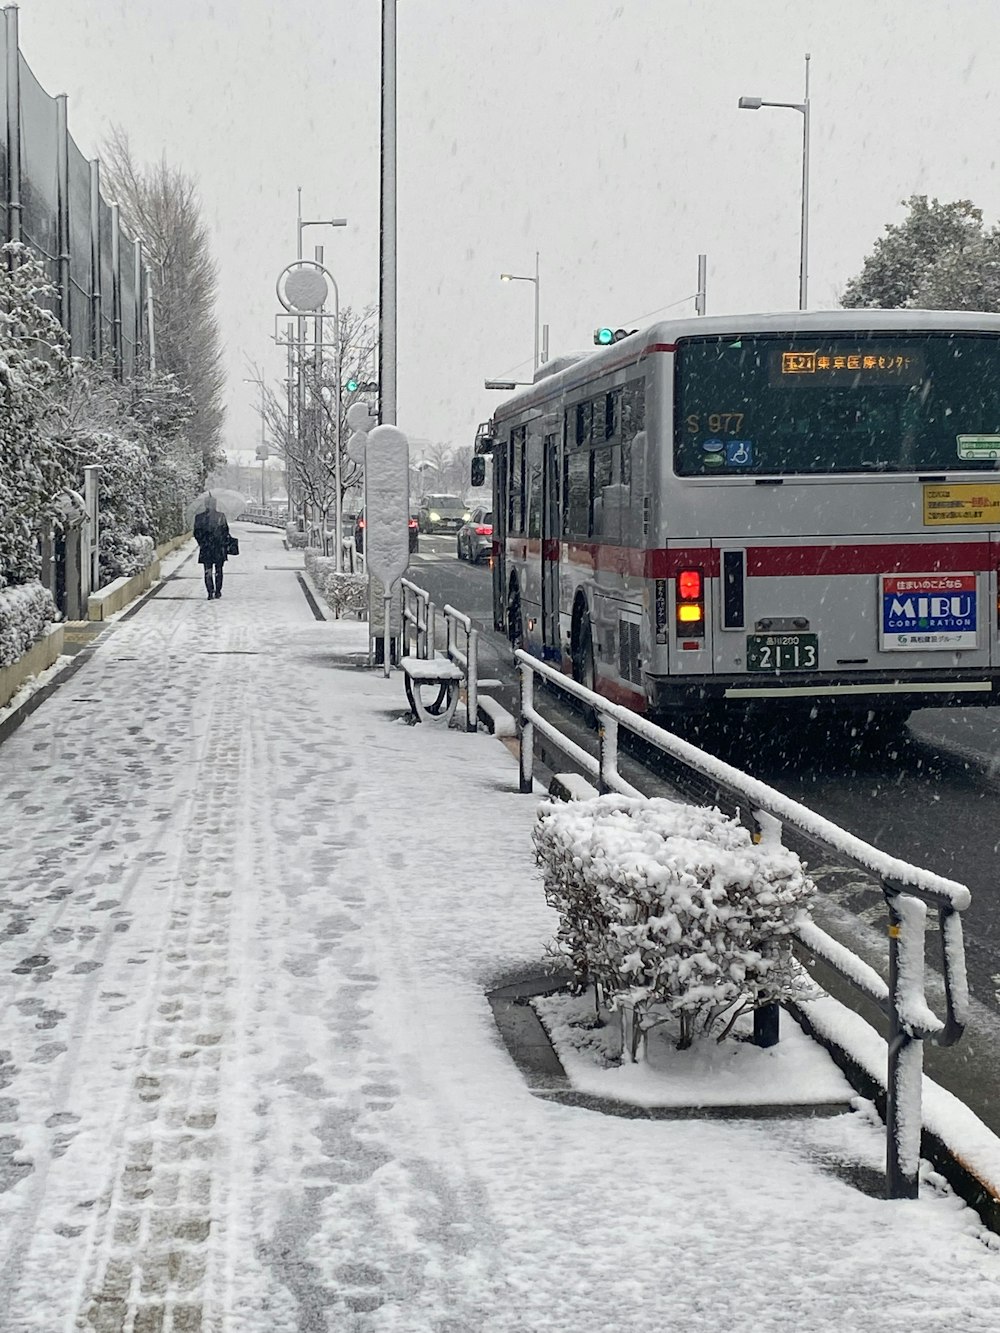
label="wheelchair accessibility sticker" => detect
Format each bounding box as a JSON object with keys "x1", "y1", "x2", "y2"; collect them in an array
[{"x1": 880, "y1": 573, "x2": 978, "y2": 651}]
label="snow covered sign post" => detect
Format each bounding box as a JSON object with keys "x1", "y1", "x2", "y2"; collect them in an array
[{"x1": 358, "y1": 420, "x2": 410, "y2": 677}]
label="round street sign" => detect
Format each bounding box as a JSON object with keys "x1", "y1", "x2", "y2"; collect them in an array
[{"x1": 282, "y1": 265, "x2": 329, "y2": 312}]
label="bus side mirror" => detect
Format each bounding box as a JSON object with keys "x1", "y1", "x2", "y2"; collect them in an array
[{"x1": 471, "y1": 457, "x2": 486, "y2": 487}]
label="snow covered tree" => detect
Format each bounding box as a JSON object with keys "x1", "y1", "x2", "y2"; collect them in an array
[
  {"x1": 842, "y1": 195, "x2": 1000, "y2": 310},
  {"x1": 247, "y1": 303, "x2": 377, "y2": 546},
  {"x1": 0, "y1": 244, "x2": 75, "y2": 591},
  {"x1": 54, "y1": 363, "x2": 198, "y2": 582},
  {"x1": 100, "y1": 127, "x2": 224, "y2": 481}
]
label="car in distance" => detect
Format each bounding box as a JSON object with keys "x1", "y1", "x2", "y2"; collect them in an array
[
  {"x1": 456, "y1": 506, "x2": 493, "y2": 563},
  {"x1": 417, "y1": 494, "x2": 471, "y2": 534},
  {"x1": 354, "y1": 509, "x2": 419, "y2": 554}
]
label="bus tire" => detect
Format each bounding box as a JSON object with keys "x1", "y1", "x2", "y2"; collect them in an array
[
  {"x1": 508, "y1": 582, "x2": 525, "y2": 658},
  {"x1": 572, "y1": 615, "x2": 597, "y2": 728}
]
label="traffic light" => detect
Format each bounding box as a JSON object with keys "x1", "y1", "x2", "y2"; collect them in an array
[
  {"x1": 345, "y1": 377, "x2": 359, "y2": 393},
  {"x1": 594, "y1": 327, "x2": 638, "y2": 345},
  {"x1": 345, "y1": 378, "x2": 379, "y2": 393}
]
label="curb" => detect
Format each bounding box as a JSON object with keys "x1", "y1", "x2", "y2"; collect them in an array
[
  {"x1": 488, "y1": 972, "x2": 853, "y2": 1124},
  {"x1": 788, "y1": 997, "x2": 1000, "y2": 1232}
]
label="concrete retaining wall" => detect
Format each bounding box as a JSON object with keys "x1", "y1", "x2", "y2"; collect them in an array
[
  {"x1": 87, "y1": 531, "x2": 192, "y2": 623},
  {"x1": 0, "y1": 622, "x2": 65, "y2": 710}
]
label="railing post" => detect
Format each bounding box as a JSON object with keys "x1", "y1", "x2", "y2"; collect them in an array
[
  {"x1": 519, "y1": 658, "x2": 534, "y2": 793},
  {"x1": 467, "y1": 627, "x2": 478, "y2": 732},
  {"x1": 597, "y1": 714, "x2": 618, "y2": 794},
  {"x1": 885, "y1": 888, "x2": 922, "y2": 1200},
  {"x1": 425, "y1": 601, "x2": 435, "y2": 658}
]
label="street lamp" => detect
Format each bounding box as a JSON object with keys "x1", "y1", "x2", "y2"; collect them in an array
[
  {"x1": 243, "y1": 376, "x2": 268, "y2": 507},
  {"x1": 500, "y1": 250, "x2": 541, "y2": 372},
  {"x1": 739, "y1": 53, "x2": 811, "y2": 310}
]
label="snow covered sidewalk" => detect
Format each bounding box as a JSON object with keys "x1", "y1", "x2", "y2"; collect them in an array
[{"x1": 0, "y1": 524, "x2": 999, "y2": 1332}]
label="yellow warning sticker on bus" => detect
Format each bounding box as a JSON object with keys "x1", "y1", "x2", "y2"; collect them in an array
[{"x1": 923, "y1": 484, "x2": 1000, "y2": 526}]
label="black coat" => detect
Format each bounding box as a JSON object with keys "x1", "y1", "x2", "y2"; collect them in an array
[{"x1": 194, "y1": 509, "x2": 230, "y2": 566}]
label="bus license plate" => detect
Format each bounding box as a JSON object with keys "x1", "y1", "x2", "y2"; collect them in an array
[{"x1": 746, "y1": 633, "x2": 818, "y2": 672}]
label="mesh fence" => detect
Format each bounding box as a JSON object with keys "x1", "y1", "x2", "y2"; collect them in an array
[{"x1": 13, "y1": 45, "x2": 144, "y2": 366}]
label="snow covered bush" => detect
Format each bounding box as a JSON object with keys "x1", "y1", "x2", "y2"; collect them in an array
[
  {"x1": 304, "y1": 552, "x2": 367, "y2": 618},
  {"x1": 533, "y1": 795, "x2": 816, "y2": 1055},
  {"x1": 0, "y1": 581, "x2": 56, "y2": 668},
  {"x1": 285, "y1": 523, "x2": 309, "y2": 549},
  {"x1": 0, "y1": 245, "x2": 76, "y2": 591}
]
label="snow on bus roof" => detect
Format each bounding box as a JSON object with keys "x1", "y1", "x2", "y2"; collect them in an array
[{"x1": 489, "y1": 308, "x2": 1000, "y2": 421}]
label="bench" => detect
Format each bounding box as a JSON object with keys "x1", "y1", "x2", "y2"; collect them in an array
[{"x1": 401, "y1": 656, "x2": 464, "y2": 724}]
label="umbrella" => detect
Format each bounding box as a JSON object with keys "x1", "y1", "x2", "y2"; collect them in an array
[{"x1": 185, "y1": 489, "x2": 247, "y2": 525}]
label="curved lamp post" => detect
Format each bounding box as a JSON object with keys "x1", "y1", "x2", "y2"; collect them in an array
[
  {"x1": 500, "y1": 251, "x2": 540, "y2": 372},
  {"x1": 739, "y1": 54, "x2": 811, "y2": 310}
]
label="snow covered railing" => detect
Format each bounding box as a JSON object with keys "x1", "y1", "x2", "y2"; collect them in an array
[
  {"x1": 443, "y1": 604, "x2": 482, "y2": 733},
  {"x1": 401, "y1": 578, "x2": 435, "y2": 660},
  {"x1": 515, "y1": 648, "x2": 971, "y2": 1201}
]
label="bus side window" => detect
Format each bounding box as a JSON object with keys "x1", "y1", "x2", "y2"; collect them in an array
[
  {"x1": 592, "y1": 443, "x2": 622, "y2": 543},
  {"x1": 526, "y1": 432, "x2": 542, "y2": 539},
  {"x1": 563, "y1": 450, "x2": 590, "y2": 539},
  {"x1": 508, "y1": 427, "x2": 526, "y2": 535}
]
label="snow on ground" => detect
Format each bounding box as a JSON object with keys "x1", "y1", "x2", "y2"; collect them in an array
[
  {"x1": 534, "y1": 991, "x2": 855, "y2": 1107},
  {"x1": 0, "y1": 526, "x2": 998, "y2": 1331}
]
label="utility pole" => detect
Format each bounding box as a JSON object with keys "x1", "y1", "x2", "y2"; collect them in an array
[{"x1": 380, "y1": 0, "x2": 397, "y2": 424}]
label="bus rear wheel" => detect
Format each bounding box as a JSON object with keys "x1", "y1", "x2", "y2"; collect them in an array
[
  {"x1": 507, "y1": 583, "x2": 525, "y2": 658},
  {"x1": 572, "y1": 617, "x2": 597, "y2": 728}
]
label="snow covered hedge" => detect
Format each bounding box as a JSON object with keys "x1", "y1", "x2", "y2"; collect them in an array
[
  {"x1": 533, "y1": 795, "x2": 816, "y2": 1055},
  {"x1": 285, "y1": 523, "x2": 309, "y2": 549},
  {"x1": 0, "y1": 581, "x2": 56, "y2": 668},
  {"x1": 304, "y1": 551, "x2": 367, "y2": 618}
]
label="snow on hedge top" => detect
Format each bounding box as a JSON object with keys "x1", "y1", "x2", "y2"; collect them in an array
[{"x1": 0, "y1": 580, "x2": 56, "y2": 668}]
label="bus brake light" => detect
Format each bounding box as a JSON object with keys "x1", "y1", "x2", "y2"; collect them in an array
[
  {"x1": 675, "y1": 567, "x2": 705, "y2": 638},
  {"x1": 678, "y1": 570, "x2": 702, "y2": 600}
]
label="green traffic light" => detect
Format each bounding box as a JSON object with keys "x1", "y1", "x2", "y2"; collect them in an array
[
  {"x1": 346, "y1": 377, "x2": 359, "y2": 392},
  {"x1": 594, "y1": 327, "x2": 614, "y2": 346}
]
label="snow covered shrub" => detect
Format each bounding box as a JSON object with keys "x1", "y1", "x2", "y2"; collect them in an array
[
  {"x1": 304, "y1": 552, "x2": 367, "y2": 617},
  {"x1": 285, "y1": 523, "x2": 309, "y2": 549},
  {"x1": 0, "y1": 581, "x2": 56, "y2": 667},
  {"x1": 0, "y1": 245, "x2": 75, "y2": 591},
  {"x1": 533, "y1": 795, "x2": 815, "y2": 1053}
]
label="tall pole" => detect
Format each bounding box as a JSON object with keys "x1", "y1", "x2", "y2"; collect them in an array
[
  {"x1": 5, "y1": 4, "x2": 21, "y2": 246},
  {"x1": 296, "y1": 187, "x2": 306, "y2": 528},
  {"x1": 258, "y1": 382, "x2": 266, "y2": 507},
  {"x1": 533, "y1": 251, "x2": 540, "y2": 373},
  {"x1": 380, "y1": 0, "x2": 397, "y2": 424},
  {"x1": 799, "y1": 53, "x2": 811, "y2": 311},
  {"x1": 696, "y1": 253, "x2": 707, "y2": 316}
]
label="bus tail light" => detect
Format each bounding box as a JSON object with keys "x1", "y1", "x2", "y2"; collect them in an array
[{"x1": 676, "y1": 567, "x2": 705, "y2": 638}]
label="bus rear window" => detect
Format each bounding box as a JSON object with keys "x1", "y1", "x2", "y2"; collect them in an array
[{"x1": 674, "y1": 332, "x2": 1000, "y2": 476}]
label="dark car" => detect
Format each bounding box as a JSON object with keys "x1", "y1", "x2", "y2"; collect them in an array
[
  {"x1": 456, "y1": 506, "x2": 493, "y2": 563},
  {"x1": 355, "y1": 509, "x2": 419, "y2": 554},
  {"x1": 417, "y1": 494, "x2": 471, "y2": 534}
]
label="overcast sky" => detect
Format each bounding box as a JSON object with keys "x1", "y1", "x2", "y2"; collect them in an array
[{"x1": 16, "y1": 0, "x2": 1000, "y2": 461}]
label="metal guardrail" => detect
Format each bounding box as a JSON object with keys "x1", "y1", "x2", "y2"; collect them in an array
[
  {"x1": 401, "y1": 578, "x2": 435, "y2": 660},
  {"x1": 515, "y1": 647, "x2": 970, "y2": 1201},
  {"x1": 399, "y1": 582, "x2": 484, "y2": 731}
]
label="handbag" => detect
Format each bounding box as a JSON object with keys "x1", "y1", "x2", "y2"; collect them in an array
[{"x1": 227, "y1": 535, "x2": 240, "y2": 556}]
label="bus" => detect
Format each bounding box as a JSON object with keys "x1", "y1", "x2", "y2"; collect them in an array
[{"x1": 473, "y1": 310, "x2": 1000, "y2": 728}]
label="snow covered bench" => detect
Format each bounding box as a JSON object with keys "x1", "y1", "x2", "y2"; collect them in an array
[{"x1": 401, "y1": 656, "x2": 463, "y2": 725}]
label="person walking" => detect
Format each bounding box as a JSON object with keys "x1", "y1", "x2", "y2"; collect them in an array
[{"x1": 193, "y1": 495, "x2": 231, "y2": 600}]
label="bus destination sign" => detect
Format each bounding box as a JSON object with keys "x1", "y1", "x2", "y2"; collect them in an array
[
  {"x1": 770, "y1": 348, "x2": 924, "y2": 387},
  {"x1": 923, "y1": 483, "x2": 1000, "y2": 526},
  {"x1": 880, "y1": 574, "x2": 978, "y2": 651}
]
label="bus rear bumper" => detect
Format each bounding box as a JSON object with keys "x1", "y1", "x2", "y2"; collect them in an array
[{"x1": 645, "y1": 670, "x2": 1000, "y2": 715}]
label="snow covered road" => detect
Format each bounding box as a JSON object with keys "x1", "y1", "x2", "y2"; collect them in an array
[{"x1": 0, "y1": 525, "x2": 998, "y2": 1332}]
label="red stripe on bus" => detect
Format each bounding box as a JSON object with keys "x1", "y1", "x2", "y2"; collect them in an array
[
  {"x1": 547, "y1": 540, "x2": 997, "y2": 580},
  {"x1": 744, "y1": 541, "x2": 996, "y2": 577},
  {"x1": 642, "y1": 343, "x2": 677, "y2": 355}
]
